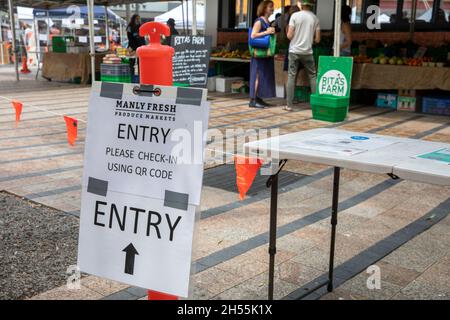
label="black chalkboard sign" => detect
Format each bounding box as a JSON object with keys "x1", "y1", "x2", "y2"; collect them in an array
[{"x1": 171, "y1": 35, "x2": 212, "y2": 88}]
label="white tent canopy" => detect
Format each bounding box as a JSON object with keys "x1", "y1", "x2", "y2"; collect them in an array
[
  {"x1": 17, "y1": 6, "x2": 33, "y2": 19},
  {"x1": 154, "y1": 1, "x2": 204, "y2": 30}
]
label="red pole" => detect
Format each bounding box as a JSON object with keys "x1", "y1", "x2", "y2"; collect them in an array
[
  {"x1": 137, "y1": 22, "x2": 178, "y2": 301},
  {"x1": 147, "y1": 290, "x2": 178, "y2": 300}
]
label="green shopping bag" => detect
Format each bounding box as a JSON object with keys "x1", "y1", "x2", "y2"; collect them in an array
[{"x1": 249, "y1": 35, "x2": 276, "y2": 58}]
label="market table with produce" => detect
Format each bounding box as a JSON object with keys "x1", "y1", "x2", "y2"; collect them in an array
[
  {"x1": 210, "y1": 49, "x2": 251, "y2": 75},
  {"x1": 352, "y1": 62, "x2": 450, "y2": 91},
  {"x1": 42, "y1": 52, "x2": 106, "y2": 84}
]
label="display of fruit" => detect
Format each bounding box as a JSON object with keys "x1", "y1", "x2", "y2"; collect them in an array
[
  {"x1": 211, "y1": 48, "x2": 251, "y2": 60},
  {"x1": 353, "y1": 54, "x2": 372, "y2": 64}
]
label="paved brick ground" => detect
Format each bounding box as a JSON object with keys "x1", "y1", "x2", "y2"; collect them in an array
[{"x1": 1, "y1": 66, "x2": 449, "y2": 300}]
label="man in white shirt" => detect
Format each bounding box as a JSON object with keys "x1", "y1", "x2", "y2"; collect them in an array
[{"x1": 285, "y1": 0, "x2": 321, "y2": 111}]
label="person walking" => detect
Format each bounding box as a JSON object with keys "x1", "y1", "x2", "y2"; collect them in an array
[
  {"x1": 127, "y1": 14, "x2": 146, "y2": 76},
  {"x1": 249, "y1": 0, "x2": 276, "y2": 109},
  {"x1": 339, "y1": 5, "x2": 352, "y2": 56},
  {"x1": 285, "y1": 0, "x2": 320, "y2": 111}
]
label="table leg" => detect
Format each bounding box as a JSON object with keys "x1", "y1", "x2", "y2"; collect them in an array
[
  {"x1": 268, "y1": 172, "x2": 278, "y2": 300},
  {"x1": 327, "y1": 166, "x2": 341, "y2": 292},
  {"x1": 266, "y1": 159, "x2": 287, "y2": 300}
]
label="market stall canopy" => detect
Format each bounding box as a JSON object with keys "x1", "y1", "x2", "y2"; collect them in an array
[
  {"x1": 154, "y1": 0, "x2": 204, "y2": 29},
  {"x1": 33, "y1": 6, "x2": 125, "y2": 24}
]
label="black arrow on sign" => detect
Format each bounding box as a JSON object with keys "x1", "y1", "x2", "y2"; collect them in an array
[{"x1": 122, "y1": 243, "x2": 139, "y2": 275}]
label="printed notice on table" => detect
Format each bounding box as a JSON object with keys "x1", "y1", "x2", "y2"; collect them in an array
[
  {"x1": 284, "y1": 132, "x2": 398, "y2": 156},
  {"x1": 171, "y1": 36, "x2": 212, "y2": 88}
]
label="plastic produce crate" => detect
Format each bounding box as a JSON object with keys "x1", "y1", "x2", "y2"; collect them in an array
[
  {"x1": 376, "y1": 93, "x2": 397, "y2": 109},
  {"x1": 173, "y1": 82, "x2": 190, "y2": 87},
  {"x1": 52, "y1": 36, "x2": 74, "y2": 53},
  {"x1": 100, "y1": 75, "x2": 131, "y2": 83},
  {"x1": 295, "y1": 86, "x2": 310, "y2": 102},
  {"x1": 310, "y1": 94, "x2": 349, "y2": 122},
  {"x1": 422, "y1": 96, "x2": 450, "y2": 116},
  {"x1": 397, "y1": 96, "x2": 417, "y2": 112},
  {"x1": 313, "y1": 47, "x2": 331, "y2": 64}
]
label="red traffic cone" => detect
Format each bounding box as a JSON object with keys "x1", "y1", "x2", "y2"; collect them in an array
[{"x1": 20, "y1": 56, "x2": 31, "y2": 74}]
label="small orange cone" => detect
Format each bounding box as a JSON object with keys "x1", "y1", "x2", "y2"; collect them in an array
[
  {"x1": 20, "y1": 56, "x2": 31, "y2": 74},
  {"x1": 234, "y1": 155, "x2": 263, "y2": 200},
  {"x1": 147, "y1": 290, "x2": 178, "y2": 300},
  {"x1": 64, "y1": 116, "x2": 78, "y2": 146},
  {"x1": 11, "y1": 100, "x2": 23, "y2": 127}
]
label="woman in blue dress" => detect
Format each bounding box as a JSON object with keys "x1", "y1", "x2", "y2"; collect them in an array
[{"x1": 249, "y1": 1, "x2": 276, "y2": 108}]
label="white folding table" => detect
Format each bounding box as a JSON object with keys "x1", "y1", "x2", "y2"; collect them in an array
[{"x1": 244, "y1": 128, "x2": 450, "y2": 299}]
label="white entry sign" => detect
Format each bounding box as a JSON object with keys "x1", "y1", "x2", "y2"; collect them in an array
[
  {"x1": 82, "y1": 82, "x2": 209, "y2": 206},
  {"x1": 78, "y1": 82, "x2": 210, "y2": 297}
]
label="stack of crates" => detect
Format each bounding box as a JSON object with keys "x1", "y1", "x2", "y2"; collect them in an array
[
  {"x1": 422, "y1": 96, "x2": 450, "y2": 116},
  {"x1": 397, "y1": 89, "x2": 418, "y2": 112},
  {"x1": 310, "y1": 95, "x2": 350, "y2": 122},
  {"x1": 295, "y1": 86, "x2": 310, "y2": 103},
  {"x1": 310, "y1": 56, "x2": 353, "y2": 123},
  {"x1": 100, "y1": 63, "x2": 131, "y2": 83}
]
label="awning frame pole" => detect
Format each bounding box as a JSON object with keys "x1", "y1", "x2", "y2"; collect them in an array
[
  {"x1": 119, "y1": 20, "x2": 123, "y2": 47},
  {"x1": 192, "y1": 0, "x2": 197, "y2": 36},
  {"x1": 46, "y1": 8, "x2": 50, "y2": 51},
  {"x1": 409, "y1": 0, "x2": 417, "y2": 42},
  {"x1": 333, "y1": 0, "x2": 341, "y2": 57},
  {"x1": 87, "y1": 0, "x2": 96, "y2": 84},
  {"x1": 104, "y1": 5, "x2": 110, "y2": 50},
  {"x1": 8, "y1": 0, "x2": 19, "y2": 81},
  {"x1": 181, "y1": 0, "x2": 186, "y2": 34},
  {"x1": 0, "y1": 15, "x2": 4, "y2": 65}
]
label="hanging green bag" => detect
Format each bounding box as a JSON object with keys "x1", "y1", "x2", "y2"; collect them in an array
[{"x1": 249, "y1": 35, "x2": 277, "y2": 58}]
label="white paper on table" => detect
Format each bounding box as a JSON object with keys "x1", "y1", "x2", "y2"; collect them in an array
[
  {"x1": 413, "y1": 148, "x2": 450, "y2": 164},
  {"x1": 94, "y1": 36, "x2": 102, "y2": 43},
  {"x1": 284, "y1": 132, "x2": 399, "y2": 156}
]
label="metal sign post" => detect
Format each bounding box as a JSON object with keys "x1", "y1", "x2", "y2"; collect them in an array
[
  {"x1": 86, "y1": 0, "x2": 96, "y2": 83},
  {"x1": 333, "y1": 0, "x2": 341, "y2": 57},
  {"x1": 7, "y1": 0, "x2": 19, "y2": 81}
]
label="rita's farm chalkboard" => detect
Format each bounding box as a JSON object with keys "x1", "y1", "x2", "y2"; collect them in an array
[{"x1": 171, "y1": 35, "x2": 212, "y2": 88}]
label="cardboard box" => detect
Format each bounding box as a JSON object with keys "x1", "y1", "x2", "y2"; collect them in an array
[
  {"x1": 422, "y1": 96, "x2": 450, "y2": 116},
  {"x1": 216, "y1": 77, "x2": 243, "y2": 93},
  {"x1": 66, "y1": 46, "x2": 90, "y2": 54},
  {"x1": 376, "y1": 93, "x2": 397, "y2": 109},
  {"x1": 275, "y1": 84, "x2": 285, "y2": 98},
  {"x1": 397, "y1": 96, "x2": 417, "y2": 112},
  {"x1": 398, "y1": 89, "x2": 417, "y2": 97},
  {"x1": 207, "y1": 76, "x2": 216, "y2": 92},
  {"x1": 231, "y1": 80, "x2": 245, "y2": 93}
]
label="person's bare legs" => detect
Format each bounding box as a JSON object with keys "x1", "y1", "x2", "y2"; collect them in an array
[{"x1": 254, "y1": 73, "x2": 259, "y2": 98}]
